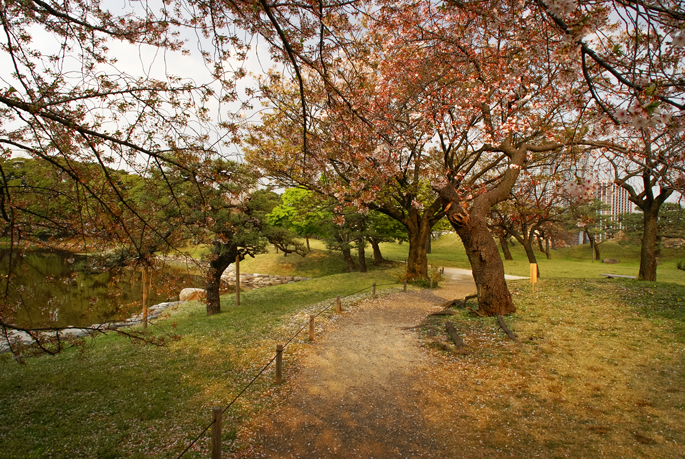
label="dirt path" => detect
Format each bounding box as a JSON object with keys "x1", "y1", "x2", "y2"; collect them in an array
[{"x1": 251, "y1": 272, "x2": 477, "y2": 458}]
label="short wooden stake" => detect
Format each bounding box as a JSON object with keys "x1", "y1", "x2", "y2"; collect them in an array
[
  {"x1": 403, "y1": 279, "x2": 407, "y2": 292},
  {"x1": 211, "y1": 407, "x2": 222, "y2": 459},
  {"x1": 372, "y1": 282, "x2": 376, "y2": 299},
  {"x1": 336, "y1": 295, "x2": 342, "y2": 313},
  {"x1": 530, "y1": 263, "x2": 538, "y2": 293},
  {"x1": 275, "y1": 344, "x2": 283, "y2": 385},
  {"x1": 430, "y1": 278, "x2": 433, "y2": 289},
  {"x1": 309, "y1": 315, "x2": 315, "y2": 341},
  {"x1": 235, "y1": 255, "x2": 240, "y2": 306}
]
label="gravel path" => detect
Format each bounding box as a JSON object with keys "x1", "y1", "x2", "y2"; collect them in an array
[{"x1": 252, "y1": 275, "x2": 478, "y2": 458}]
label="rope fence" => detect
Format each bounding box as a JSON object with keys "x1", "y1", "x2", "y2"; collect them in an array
[{"x1": 176, "y1": 279, "x2": 402, "y2": 458}]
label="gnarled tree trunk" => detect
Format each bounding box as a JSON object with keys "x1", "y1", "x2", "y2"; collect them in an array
[
  {"x1": 440, "y1": 185, "x2": 516, "y2": 316},
  {"x1": 457, "y1": 214, "x2": 516, "y2": 316}
]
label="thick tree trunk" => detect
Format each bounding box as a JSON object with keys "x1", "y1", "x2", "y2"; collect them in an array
[
  {"x1": 638, "y1": 207, "x2": 659, "y2": 281},
  {"x1": 357, "y1": 236, "x2": 367, "y2": 273},
  {"x1": 206, "y1": 242, "x2": 236, "y2": 315},
  {"x1": 426, "y1": 234, "x2": 432, "y2": 254},
  {"x1": 456, "y1": 215, "x2": 516, "y2": 316},
  {"x1": 406, "y1": 224, "x2": 431, "y2": 280},
  {"x1": 499, "y1": 235, "x2": 513, "y2": 260},
  {"x1": 206, "y1": 273, "x2": 223, "y2": 315},
  {"x1": 369, "y1": 237, "x2": 385, "y2": 265},
  {"x1": 439, "y1": 165, "x2": 524, "y2": 317}
]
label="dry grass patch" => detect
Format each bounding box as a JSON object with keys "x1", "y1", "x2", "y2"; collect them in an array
[{"x1": 417, "y1": 278, "x2": 685, "y2": 458}]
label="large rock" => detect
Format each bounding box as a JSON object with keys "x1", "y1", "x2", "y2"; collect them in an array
[{"x1": 179, "y1": 288, "x2": 206, "y2": 302}]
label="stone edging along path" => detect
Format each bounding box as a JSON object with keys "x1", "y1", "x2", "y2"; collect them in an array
[
  {"x1": 1, "y1": 267, "x2": 314, "y2": 353},
  {"x1": 0, "y1": 301, "x2": 182, "y2": 353}
]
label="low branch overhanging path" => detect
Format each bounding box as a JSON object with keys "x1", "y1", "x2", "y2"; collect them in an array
[{"x1": 248, "y1": 271, "x2": 486, "y2": 458}]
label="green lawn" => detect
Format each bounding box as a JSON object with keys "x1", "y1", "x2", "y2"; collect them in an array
[
  {"x1": 379, "y1": 233, "x2": 685, "y2": 286},
  {"x1": 1, "y1": 233, "x2": 684, "y2": 457},
  {"x1": 422, "y1": 277, "x2": 685, "y2": 457},
  {"x1": 0, "y1": 270, "x2": 399, "y2": 458}
]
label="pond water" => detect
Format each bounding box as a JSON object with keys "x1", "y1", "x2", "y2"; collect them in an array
[{"x1": 0, "y1": 249, "x2": 208, "y2": 328}]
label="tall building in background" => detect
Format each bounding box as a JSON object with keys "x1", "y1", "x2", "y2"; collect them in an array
[
  {"x1": 577, "y1": 181, "x2": 633, "y2": 245},
  {"x1": 598, "y1": 182, "x2": 633, "y2": 219}
]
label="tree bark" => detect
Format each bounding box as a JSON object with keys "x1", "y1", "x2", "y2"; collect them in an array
[
  {"x1": 522, "y1": 238, "x2": 540, "y2": 278},
  {"x1": 437, "y1": 134, "x2": 540, "y2": 317},
  {"x1": 499, "y1": 235, "x2": 513, "y2": 260},
  {"x1": 206, "y1": 272, "x2": 223, "y2": 315},
  {"x1": 370, "y1": 198, "x2": 443, "y2": 281},
  {"x1": 357, "y1": 236, "x2": 367, "y2": 273},
  {"x1": 369, "y1": 237, "x2": 385, "y2": 265},
  {"x1": 455, "y1": 214, "x2": 516, "y2": 316},
  {"x1": 406, "y1": 227, "x2": 429, "y2": 280},
  {"x1": 440, "y1": 182, "x2": 516, "y2": 316},
  {"x1": 638, "y1": 206, "x2": 660, "y2": 281},
  {"x1": 342, "y1": 246, "x2": 357, "y2": 272},
  {"x1": 306, "y1": 235, "x2": 311, "y2": 252},
  {"x1": 545, "y1": 237, "x2": 551, "y2": 260},
  {"x1": 206, "y1": 241, "x2": 237, "y2": 315}
]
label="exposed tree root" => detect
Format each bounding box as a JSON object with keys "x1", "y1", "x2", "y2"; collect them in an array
[
  {"x1": 440, "y1": 293, "x2": 477, "y2": 309},
  {"x1": 496, "y1": 315, "x2": 519, "y2": 342},
  {"x1": 445, "y1": 321, "x2": 471, "y2": 354},
  {"x1": 466, "y1": 307, "x2": 485, "y2": 317}
]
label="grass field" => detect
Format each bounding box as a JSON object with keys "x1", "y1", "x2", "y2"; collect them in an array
[
  {"x1": 379, "y1": 233, "x2": 685, "y2": 286},
  {"x1": 422, "y1": 277, "x2": 685, "y2": 457},
  {"x1": 0, "y1": 233, "x2": 684, "y2": 457},
  {"x1": 0, "y1": 270, "x2": 399, "y2": 458}
]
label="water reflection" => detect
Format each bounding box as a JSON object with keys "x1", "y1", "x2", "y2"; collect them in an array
[{"x1": 0, "y1": 249, "x2": 207, "y2": 328}]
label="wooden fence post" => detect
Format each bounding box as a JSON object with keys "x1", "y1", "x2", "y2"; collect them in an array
[
  {"x1": 275, "y1": 344, "x2": 283, "y2": 385},
  {"x1": 309, "y1": 315, "x2": 315, "y2": 341},
  {"x1": 372, "y1": 282, "x2": 376, "y2": 299},
  {"x1": 336, "y1": 295, "x2": 342, "y2": 313},
  {"x1": 211, "y1": 407, "x2": 222, "y2": 459},
  {"x1": 403, "y1": 279, "x2": 407, "y2": 292},
  {"x1": 235, "y1": 255, "x2": 240, "y2": 306},
  {"x1": 430, "y1": 278, "x2": 433, "y2": 289}
]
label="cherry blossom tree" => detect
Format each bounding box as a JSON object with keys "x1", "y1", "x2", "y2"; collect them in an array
[
  {"x1": 535, "y1": 0, "x2": 685, "y2": 126},
  {"x1": 244, "y1": 0, "x2": 589, "y2": 315},
  {"x1": 580, "y1": 126, "x2": 684, "y2": 280}
]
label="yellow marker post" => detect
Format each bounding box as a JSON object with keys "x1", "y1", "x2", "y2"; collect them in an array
[{"x1": 530, "y1": 263, "x2": 538, "y2": 293}]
